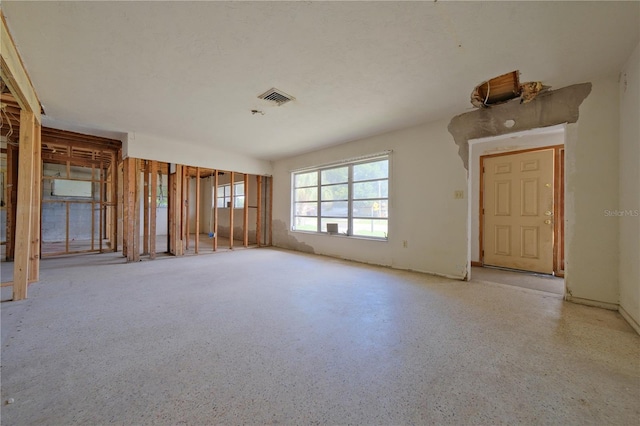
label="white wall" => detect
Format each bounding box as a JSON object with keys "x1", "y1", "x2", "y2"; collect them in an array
[
  {"x1": 565, "y1": 75, "x2": 621, "y2": 308},
  {"x1": 618, "y1": 41, "x2": 640, "y2": 331},
  {"x1": 272, "y1": 119, "x2": 469, "y2": 279},
  {"x1": 125, "y1": 132, "x2": 273, "y2": 176},
  {"x1": 469, "y1": 128, "x2": 565, "y2": 263}
]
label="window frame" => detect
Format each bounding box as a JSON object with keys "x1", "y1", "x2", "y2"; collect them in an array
[
  {"x1": 215, "y1": 182, "x2": 245, "y2": 209},
  {"x1": 291, "y1": 155, "x2": 389, "y2": 240}
]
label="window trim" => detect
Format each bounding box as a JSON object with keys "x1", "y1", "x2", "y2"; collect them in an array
[{"x1": 291, "y1": 155, "x2": 390, "y2": 240}]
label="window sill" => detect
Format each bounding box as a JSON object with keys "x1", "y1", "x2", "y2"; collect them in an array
[{"x1": 290, "y1": 229, "x2": 388, "y2": 242}]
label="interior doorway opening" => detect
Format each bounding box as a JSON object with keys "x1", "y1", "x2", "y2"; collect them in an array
[{"x1": 468, "y1": 124, "x2": 566, "y2": 295}]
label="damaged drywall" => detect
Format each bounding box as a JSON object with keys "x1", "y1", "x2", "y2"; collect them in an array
[
  {"x1": 450, "y1": 83, "x2": 592, "y2": 169},
  {"x1": 272, "y1": 220, "x2": 316, "y2": 254},
  {"x1": 470, "y1": 70, "x2": 549, "y2": 108}
]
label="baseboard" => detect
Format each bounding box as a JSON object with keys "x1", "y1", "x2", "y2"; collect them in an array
[
  {"x1": 471, "y1": 261, "x2": 483, "y2": 267},
  {"x1": 619, "y1": 305, "x2": 640, "y2": 335},
  {"x1": 565, "y1": 295, "x2": 618, "y2": 311}
]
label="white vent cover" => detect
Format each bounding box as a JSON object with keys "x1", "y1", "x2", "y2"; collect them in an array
[{"x1": 258, "y1": 88, "x2": 294, "y2": 106}]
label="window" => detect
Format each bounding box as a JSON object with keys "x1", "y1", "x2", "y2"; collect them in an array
[
  {"x1": 292, "y1": 156, "x2": 389, "y2": 239},
  {"x1": 215, "y1": 182, "x2": 245, "y2": 208}
]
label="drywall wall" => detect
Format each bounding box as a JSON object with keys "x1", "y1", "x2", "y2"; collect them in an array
[
  {"x1": 124, "y1": 132, "x2": 273, "y2": 177},
  {"x1": 272, "y1": 119, "x2": 469, "y2": 279},
  {"x1": 564, "y1": 75, "x2": 620, "y2": 308},
  {"x1": 469, "y1": 128, "x2": 564, "y2": 262},
  {"x1": 618, "y1": 41, "x2": 640, "y2": 331},
  {"x1": 449, "y1": 84, "x2": 591, "y2": 170},
  {"x1": 450, "y1": 78, "x2": 622, "y2": 307}
]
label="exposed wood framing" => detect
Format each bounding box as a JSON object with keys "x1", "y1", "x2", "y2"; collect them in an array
[
  {"x1": 169, "y1": 164, "x2": 183, "y2": 256},
  {"x1": 143, "y1": 161, "x2": 150, "y2": 255},
  {"x1": 182, "y1": 166, "x2": 188, "y2": 251},
  {"x1": 149, "y1": 160, "x2": 158, "y2": 259},
  {"x1": 12, "y1": 110, "x2": 36, "y2": 300},
  {"x1": 256, "y1": 175, "x2": 263, "y2": 247},
  {"x1": 229, "y1": 171, "x2": 234, "y2": 249},
  {"x1": 131, "y1": 160, "x2": 141, "y2": 261},
  {"x1": 213, "y1": 170, "x2": 218, "y2": 251},
  {"x1": 0, "y1": 12, "x2": 42, "y2": 123},
  {"x1": 122, "y1": 157, "x2": 140, "y2": 261},
  {"x1": 268, "y1": 176, "x2": 273, "y2": 246},
  {"x1": 111, "y1": 152, "x2": 118, "y2": 252},
  {"x1": 195, "y1": 167, "x2": 200, "y2": 254},
  {"x1": 28, "y1": 120, "x2": 41, "y2": 281},
  {"x1": 5, "y1": 143, "x2": 18, "y2": 260},
  {"x1": 184, "y1": 166, "x2": 190, "y2": 251},
  {"x1": 99, "y1": 160, "x2": 104, "y2": 253},
  {"x1": 243, "y1": 173, "x2": 249, "y2": 247}
]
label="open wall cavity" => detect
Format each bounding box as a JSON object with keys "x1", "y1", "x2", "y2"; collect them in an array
[
  {"x1": 122, "y1": 158, "x2": 272, "y2": 262},
  {"x1": 40, "y1": 131, "x2": 121, "y2": 257}
]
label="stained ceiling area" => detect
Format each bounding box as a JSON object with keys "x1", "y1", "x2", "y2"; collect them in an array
[{"x1": 2, "y1": 1, "x2": 639, "y2": 161}]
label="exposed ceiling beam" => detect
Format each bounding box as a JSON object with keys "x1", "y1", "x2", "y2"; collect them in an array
[{"x1": 0, "y1": 10, "x2": 41, "y2": 123}]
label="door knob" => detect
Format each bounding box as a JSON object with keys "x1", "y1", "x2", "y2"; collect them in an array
[
  {"x1": 545, "y1": 211, "x2": 553, "y2": 216},
  {"x1": 544, "y1": 219, "x2": 552, "y2": 225}
]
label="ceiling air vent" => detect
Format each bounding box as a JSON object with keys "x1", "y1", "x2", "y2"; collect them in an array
[{"x1": 258, "y1": 88, "x2": 294, "y2": 106}]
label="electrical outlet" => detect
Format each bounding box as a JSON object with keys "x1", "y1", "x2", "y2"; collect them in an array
[
  {"x1": 402, "y1": 240, "x2": 408, "y2": 248},
  {"x1": 454, "y1": 190, "x2": 464, "y2": 199}
]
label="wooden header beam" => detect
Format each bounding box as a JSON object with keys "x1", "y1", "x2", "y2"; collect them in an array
[{"x1": 0, "y1": 11, "x2": 42, "y2": 122}]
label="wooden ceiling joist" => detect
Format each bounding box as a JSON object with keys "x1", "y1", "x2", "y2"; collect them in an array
[{"x1": 0, "y1": 12, "x2": 42, "y2": 122}]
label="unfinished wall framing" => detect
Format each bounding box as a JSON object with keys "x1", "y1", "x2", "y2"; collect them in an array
[
  {"x1": 40, "y1": 128, "x2": 121, "y2": 257},
  {"x1": 121, "y1": 157, "x2": 273, "y2": 262}
]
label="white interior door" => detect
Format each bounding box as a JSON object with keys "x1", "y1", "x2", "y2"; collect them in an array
[{"x1": 483, "y1": 149, "x2": 554, "y2": 274}]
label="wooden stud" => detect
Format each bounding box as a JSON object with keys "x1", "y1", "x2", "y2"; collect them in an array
[
  {"x1": 150, "y1": 160, "x2": 158, "y2": 259},
  {"x1": 256, "y1": 175, "x2": 263, "y2": 247},
  {"x1": 111, "y1": 152, "x2": 118, "y2": 252},
  {"x1": 28, "y1": 120, "x2": 41, "y2": 282},
  {"x1": 229, "y1": 171, "x2": 234, "y2": 249},
  {"x1": 213, "y1": 170, "x2": 218, "y2": 251},
  {"x1": 479, "y1": 156, "x2": 485, "y2": 264},
  {"x1": 268, "y1": 176, "x2": 273, "y2": 246},
  {"x1": 167, "y1": 167, "x2": 174, "y2": 254},
  {"x1": 99, "y1": 160, "x2": 104, "y2": 253},
  {"x1": 184, "y1": 167, "x2": 190, "y2": 251},
  {"x1": 122, "y1": 159, "x2": 129, "y2": 258},
  {"x1": 132, "y1": 159, "x2": 141, "y2": 262},
  {"x1": 169, "y1": 164, "x2": 183, "y2": 256},
  {"x1": 122, "y1": 157, "x2": 138, "y2": 261},
  {"x1": 243, "y1": 173, "x2": 249, "y2": 247},
  {"x1": 12, "y1": 110, "x2": 35, "y2": 300},
  {"x1": 5, "y1": 143, "x2": 18, "y2": 260},
  {"x1": 0, "y1": 12, "x2": 42, "y2": 123},
  {"x1": 195, "y1": 167, "x2": 200, "y2": 254},
  {"x1": 143, "y1": 161, "x2": 150, "y2": 255},
  {"x1": 91, "y1": 163, "x2": 95, "y2": 252}
]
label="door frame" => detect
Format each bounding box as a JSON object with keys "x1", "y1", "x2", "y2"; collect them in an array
[{"x1": 479, "y1": 144, "x2": 565, "y2": 276}]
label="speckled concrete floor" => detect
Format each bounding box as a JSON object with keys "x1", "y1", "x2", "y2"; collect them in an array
[
  {"x1": 1, "y1": 248, "x2": 638, "y2": 425},
  {"x1": 471, "y1": 266, "x2": 565, "y2": 295}
]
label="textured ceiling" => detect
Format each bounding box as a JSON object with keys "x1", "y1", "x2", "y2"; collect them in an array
[{"x1": 2, "y1": 1, "x2": 639, "y2": 161}]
